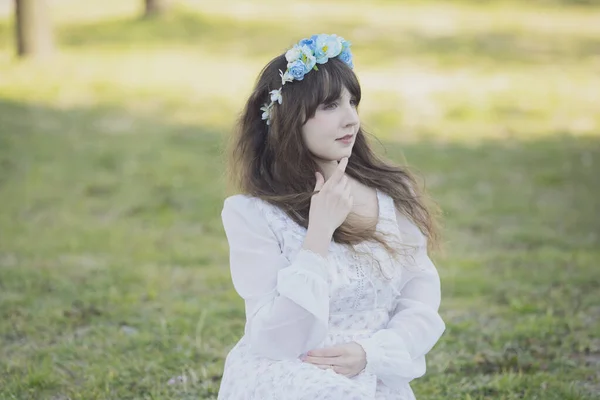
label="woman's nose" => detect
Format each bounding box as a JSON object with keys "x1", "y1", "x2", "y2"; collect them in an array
[{"x1": 344, "y1": 105, "x2": 359, "y2": 127}]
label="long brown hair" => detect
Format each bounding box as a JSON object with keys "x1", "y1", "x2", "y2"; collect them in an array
[{"x1": 226, "y1": 52, "x2": 442, "y2": 267}]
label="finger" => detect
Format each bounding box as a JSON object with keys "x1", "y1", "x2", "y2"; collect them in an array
[
  {"x1": 332, "y1": 176, "x2": 348, "y2": 196},
  {"x1": 312, "y1": 363, "x2": 353, "y2": 377},
  {"x1": 304, "y1": 358, "x2": 342, "y2": 367},
  {"x1": 314, "y1": 172, "x2": 324, "y2": 192},
  {"x1": 305, "y1": 354, "x2": 348, "y2": 366},
  {"x1": 303, "y1": 356, "x2": 339, "y2": 365},
  {"x1": 313, "y1": 364, "x2": 340, "y2": 374},
  {"x1": 338, "y1": 156, "x2": 348, "y2": 169},
  {"x1": 339, "y1": 175, "x2": 348, "y2": 189},
  {"x1": 344, "y1": 182, "x2": 352, "y2": 198},
  {"x1": 336, "y1": 157, "x2": 349, "y2": 176},
  {"x1": 308, "y1": 347, "x2": 345, "y2": 357},
  {"x1": 327, "y1": 157, "x2": 348, "y2": 186}
]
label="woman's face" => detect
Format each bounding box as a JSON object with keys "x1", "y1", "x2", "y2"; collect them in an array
[{"x1": 301, "y1": 86, "x2": 360, "y2": 163}]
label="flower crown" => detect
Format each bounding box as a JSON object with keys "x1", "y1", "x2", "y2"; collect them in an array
[{"x1": 260, "y1": 34, "x2": 354, "y2": 125}]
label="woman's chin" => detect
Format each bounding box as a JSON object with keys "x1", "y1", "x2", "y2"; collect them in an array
[
  {"x1": 315, "y1": 149, "x2": 353, "y2": 162},
  {"x1": 339, "y1": 148, "x2": 353, "y2": 159},
  {"x1": 330, "y1": 153, "x2": 352, "y2": 162}
]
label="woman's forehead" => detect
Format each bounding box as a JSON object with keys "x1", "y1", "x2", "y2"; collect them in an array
[
  {"x1": 326, "y1": 86, "x2": 352, "y2": 100},
  {"x1": 339, "y1": 87, "x2": 352, "y2": 98}
]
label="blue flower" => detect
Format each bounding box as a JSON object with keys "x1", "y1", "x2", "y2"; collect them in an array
[
  {"x1": 313, "y1": 34, "x2": 343, "y2": 64},
  {"x1": 324, "y1": 35, "x2": 343, "y2": 58},
  {"x1": 338, "y1": 49, "x2": 353, "y2": 68},
  {"x1": 313, "y1": 34, "x2": 329, "y2": 64},
  {"x1": 288, "y1": 60, "x2": 306, "y2": 81},
  {"x1": 260, "y1": 34, "x2": 357, "y2": 125},
  {"x1": 299, "y1": 38, "x2": 316, "y2": 52},
  {"x1": 342, "y1": 39, "x2": 351, "y2": 52}
]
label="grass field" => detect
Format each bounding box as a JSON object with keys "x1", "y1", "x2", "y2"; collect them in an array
[{"x1": 1, "y1": 1, "x2": 599, "y2": 399}]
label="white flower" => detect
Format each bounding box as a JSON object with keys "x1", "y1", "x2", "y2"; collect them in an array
[
  {"x1": 299, "y1": 45, "x2": 317, "y2": 72},
  {"x1": 285, "y1": 46, "x2": 302, "y2": 63},
  {"x1": 279, "y1": 69, "x2": 293, "y2": 85},
  {"x1": 261, "y1": 34, "x2": 357, "y2": 127},
  {"x1": 270, "y1": 88, "x2": 282, "y2": 104},
  {"x1": 260, "y1": 104, "x2": 271, "y2": 122}
]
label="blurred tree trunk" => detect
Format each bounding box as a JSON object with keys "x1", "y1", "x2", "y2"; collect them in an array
[
  {"x1": 144, "y1": 0, "x2": 172, "y2": 18},
  {"x1": 14, "y1": 0, "x2": 54, "y2": 58}
]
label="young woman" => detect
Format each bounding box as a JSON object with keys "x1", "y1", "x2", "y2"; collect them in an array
[{"x1": 218, "y1": 34, "x2": 445, "y2": 400}]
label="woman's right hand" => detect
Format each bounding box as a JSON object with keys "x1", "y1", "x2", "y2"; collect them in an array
[{"x1": 308, "y1": 157, "x2": 353, "y2": 236}]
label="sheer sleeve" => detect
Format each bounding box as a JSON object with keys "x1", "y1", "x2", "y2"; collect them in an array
[
  {"x1": 354, "y1": 207, "x2": 445, "y2": 389},
  {"x1": 221, "y1": 195, "x2": 330, "y2": 360}
]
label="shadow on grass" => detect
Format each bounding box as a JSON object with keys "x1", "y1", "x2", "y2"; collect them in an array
[
  {"x1": 0, "y1": 98, "x2": 599, "y2": 399},
  {"x1": 1, "y1": 97, "x2": 598, "y2": 256},
  {"x1": 0, "y1": 98, "x2": 228, "y2": 245}
]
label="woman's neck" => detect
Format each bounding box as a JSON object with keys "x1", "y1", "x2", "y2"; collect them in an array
[{"x1": 316, "y1": 159, "x2": 342, "y2": 181}]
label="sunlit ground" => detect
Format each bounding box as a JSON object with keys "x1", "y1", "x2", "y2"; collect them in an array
[{"x1": 1, "y1": 0, "x2": 599, "y2": 139}]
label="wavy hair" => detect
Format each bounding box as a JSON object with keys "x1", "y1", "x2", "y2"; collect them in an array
[{"x1": 226, "y1": 53, "x2": 441, "y2": 276}]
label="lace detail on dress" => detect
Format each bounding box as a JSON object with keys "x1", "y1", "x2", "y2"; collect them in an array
[
  {"x1": 218, "y1": 192, "x2": 430, "y2": 399},
  {"x1": 351, "y1": 257, "x2": 367, "y2": 310},
  {"x1": 296, "y1": 247, "x2": 330, "y2": 265},
  {"x1": 251, "y1": 197, "x2": 308, "y2": 257},
  {"x1": 249, "y1": 190, "x2": 421, "y2": 314}
]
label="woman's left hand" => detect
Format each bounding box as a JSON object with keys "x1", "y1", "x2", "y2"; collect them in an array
[{"x1": 300, "y1": 341, "x2": 367, "y2": 378}]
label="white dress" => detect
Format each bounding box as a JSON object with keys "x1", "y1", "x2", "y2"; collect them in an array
[{"x1": 217, "y1": 189, "x2": 445, "y2": 400}]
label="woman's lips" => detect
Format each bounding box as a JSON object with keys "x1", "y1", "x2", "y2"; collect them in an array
[
  {"x1": 336, "y1": 134, "x2": 354, "y2": 144},
  {"x1": 336, "y1": 134, "x2": 353, "y2": 140}
]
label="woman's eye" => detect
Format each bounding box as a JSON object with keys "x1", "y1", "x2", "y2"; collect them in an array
[
  {"x1": 324, "y1": 102, "x2": 337, "y2": 110},
  {"x1": 350, "y1": 99, "x2": 358, "y2": 106}
]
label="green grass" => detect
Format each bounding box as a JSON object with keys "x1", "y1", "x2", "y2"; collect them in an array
[{"x1": 1, "y1": 1, "x2": 599, "y2": 399}]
